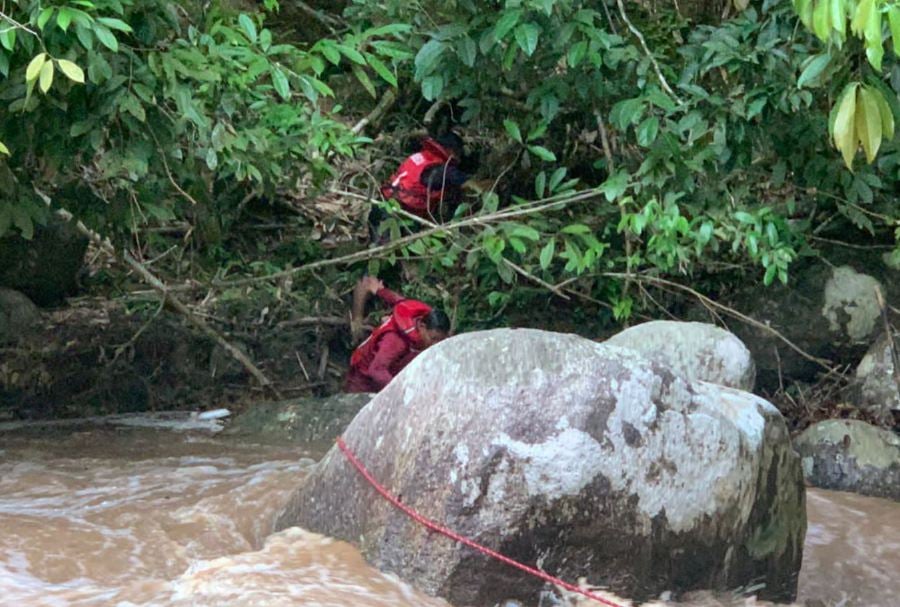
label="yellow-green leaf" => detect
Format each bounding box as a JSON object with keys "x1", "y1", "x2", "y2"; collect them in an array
[
  {"x1": 866, "y1": 42, "x2": 884, "y2": 71},
  {"x1": 0, "y1": 141, "x2": 9, "y2": 156},
  {"x1": 25, "y1": 53, "x2": 47, "y2": 82},
  {"x1": 813, "y1": 0, "x2": 832, "y2": 41},
  {"x1": 855, "y1": 86, "x2": 882, "y2": 163},
  {"x1": 832, "y1": 82, "x2": 859, "y2": 169},
  {"x1": 889, "y1": 7, "x2": 900, "y2": 56},
  {"x1": 795, "y1": 0, "x2": 814, "y2": 29},
  {"x1": 871, "y1": 85, "x2": 895, "y2": 139},
  {"x1": 831, "y1": 0, "x2": 847, "y2": 37},
  {"x1": 863, "y1": 0, "x2": 882, "y2": 43},
  {"x1": 39, "y1": 61, "x2": 54, "y2": 93},
  {"x1": 56, "y1": 59, "x2": 85, "y2": 83},
  {"x1": 851, "y1": 0, "x2": 872, "y2": 36}
]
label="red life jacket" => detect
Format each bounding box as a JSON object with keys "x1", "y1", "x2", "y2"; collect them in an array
[
  {"x1": 380, "y1": 139, "x2": 454, "y2": 216},
  {"x1": 349, "y1": 298, "x2": 433, "y2": 374}
]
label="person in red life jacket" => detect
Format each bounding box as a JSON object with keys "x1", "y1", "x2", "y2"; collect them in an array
[
  {"x1": 369, "y1": 133, "x2": 480, "y2": 244},
  {"x1": 345, "y1": 276, "x2": 451, "y2": 393}
]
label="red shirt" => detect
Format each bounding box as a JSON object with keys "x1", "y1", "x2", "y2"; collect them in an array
[{"x1": 345, "y1": 288, "x2": 425, "y2": 393}]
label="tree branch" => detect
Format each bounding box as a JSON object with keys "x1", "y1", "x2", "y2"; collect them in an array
[{"x1": 615, "y1": 0, "x2": 683, "y2": 105}]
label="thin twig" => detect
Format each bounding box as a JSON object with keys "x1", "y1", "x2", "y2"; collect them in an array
[
  {"x1": 212, "y1": 188, "x2": 606, "y2": 288},
  {"x1": 874, "y1": 286, "x2": 900, "y2": 398},
  {"x1": 602, "y1": 272, "x2": 835, "y2": 372},
  {"x1": 615, "y1": 0, "x2": 683, "y2": 105},
  {"x1": 147, "y1": 129, "x2": 200, "y2": 206}
]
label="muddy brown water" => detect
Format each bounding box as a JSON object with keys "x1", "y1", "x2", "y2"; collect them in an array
[{"x1": 0, "y1": 422, "x2": 897, "y2": 607}]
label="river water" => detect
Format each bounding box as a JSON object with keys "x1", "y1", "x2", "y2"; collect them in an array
[{"x1": 0, "y1": 420, "x2": 897, "y2": 607}]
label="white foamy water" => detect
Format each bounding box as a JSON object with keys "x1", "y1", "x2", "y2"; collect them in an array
[{"x1": 0, "y1": 421, "x2": 898, "y2": 607}]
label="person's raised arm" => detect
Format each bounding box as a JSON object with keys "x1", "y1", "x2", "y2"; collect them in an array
[{"x1": 350, "y1": 276, "x2": 384, "y2": 342}]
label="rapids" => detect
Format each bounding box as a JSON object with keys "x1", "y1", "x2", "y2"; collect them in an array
[{"x1": 0, "y1": 419, "x2": 896, "y2": 607}]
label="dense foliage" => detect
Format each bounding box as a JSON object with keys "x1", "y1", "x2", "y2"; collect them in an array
[{"x1": 1, "y1": 0, "x2": 899, "y2": 329}]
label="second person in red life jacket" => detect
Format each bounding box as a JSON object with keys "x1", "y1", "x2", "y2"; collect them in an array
[
  {"x1": 345, "y1": 276, "x2": 451, "y2": 393},
  {"x1": 370, "y1": 133, "x2": 473, "y2": 243}
]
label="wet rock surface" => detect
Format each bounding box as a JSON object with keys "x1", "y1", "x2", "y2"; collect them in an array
[
  {"x1": 604, "y1": 320, "x2": 755, "y2": 390},
  {"x1": 276, "y1": 328, "x2": 806, "y2": 605},
  {"x1": 226, "y1": 393, "x2": 373, "y2": 444},
  {"x1": 795, "y1": 419, "x2": 900, "y2": 501},
  {"x1": 852, "y1": 330, "x2": 900, "y2": 418},
  {"x1": 0, "y1": 288, "x2": 40, "y2": 345}
]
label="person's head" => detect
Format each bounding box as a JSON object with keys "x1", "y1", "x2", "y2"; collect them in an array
[
  {"x1": 415, "y1": 309, "x2": 451, "y2": 347},
  {"x1": 435, "y1": 132, "x2": 464, "y2": 161}
]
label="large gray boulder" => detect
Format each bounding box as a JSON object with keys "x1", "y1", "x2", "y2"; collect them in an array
[
  {"x1": 795, "y1": 420, "x2": 900, "y2": 501},
  {"x1": 852, "y1": 331, "x2": 900, "y2": 417},
  {"x1": 604, "y1": 320, "x2": 755, "y2": 391},
  {"x1": 276, "y1": 329, "x2": 805, "y2": 605},
  {"x1": 0, "y1": 288, "x2": 41, "y2": 344}
]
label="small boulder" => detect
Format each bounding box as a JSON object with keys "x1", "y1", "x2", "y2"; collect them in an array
[
  {"x1": 852, "y1": 331, "x2": 900, "y2": 417},
  {"x1": 604, "y1": 320, "x2": 755, "y2": 391},
  {"x1": 727, "y1": 263, "x2": 890, "y2": 391},
  {"x1": 0, "y1": 288, "x2": 41, "y2": 344},
  {"x1": 276, "y1": 329, "x2": 805, "y2": 605},
  {"x1": 795, "y1": 420, "x2": 900, "y2": 501}
]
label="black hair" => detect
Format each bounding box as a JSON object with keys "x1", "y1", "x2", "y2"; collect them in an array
[
  {"x1": 422, "y1": 309, "x2": 451, "y2": 334},
  {"x1": 435, "y1": 132, "x2": 464, "y2": 157}
]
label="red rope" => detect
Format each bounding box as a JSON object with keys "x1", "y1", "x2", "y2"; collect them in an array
[{"x1": 336, "y1": 437, "x2": 625, "y2": 607}]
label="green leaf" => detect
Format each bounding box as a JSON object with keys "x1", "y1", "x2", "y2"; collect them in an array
[
  {"x1": 38, "y1": 61, "x2": 54, "y2": 93},
  {"x1": 352, "y1": 64, "x2": 377, "y2": 98},
  {"x1": 0, "y1": 141, "x2": 9, "y2": 156},
  {"x1": 421, "y1": 74, "x2": 443, "y2": 100},
  {"x1": 97, "y1": 17, "x2": 132, "y2": 33},
  {"x1": 57, "y1": 59, "x2": 85, "y2": 83},
  {"x1": 599, "y1": 171, "x2": 628, "y2": 202},
  {"x1": 832, "y1": 82, "x2": 859, "y2": 169},
  {"x1": 494, "y1": 10, "x2": 522, "y2": 41},
  {"x1": 514, "y1": 23, "x2": 540, "y2": 57},
  {"x1": 871, "y1": 85, "x2": 895, "y2": 139},
  {"x1": 890, "y1": 7, "x2": 900, "y2": 56},
  {"x1": 503, "y1": 119, "x2": 523, "y2": 143},
  {"x1": 535, "y1": 171, "x2": 546, "y2": 197},
  {"x1": 549, "y1": 167, "x2": 567, "y2": 192},
  {"x1": 797, "y1": 53, "x2": 831, "y2": 88},
  {"x1": 812, "y1": 0, "x2": 832, "y2": 41},
  {"x1": 93, "y1": 24, "x2": 118, "y2": 52},
  {"x1": 539, "y1": 238, "x2": 556, "y2": 270},
  {"x1": 511, "y1": 225, "x2": 541, "y2": 241},
  {"x1": 636, "y1": 116, "x2": 659, "y2": 147},
  {"x1": 337, "y1": 44, "x2": 366, "y2": 65},
  {"x1": 37, "y1": 8, "x2": 55, "y2": 32},
  {"x1": 0, "y1": 26, "x2": 15, "y2": 51},
  {"x1": 238, "y1": 14, "x2": 257, "y2": 43},
  {"x1": 270, "y1": 66, "x2": 290, "y2": 100},
  {"x1": 25, "y1": 53, "x2": 47, "y2": 82},
  {"x1": 205, "y1": 148, "x2": 218, "y2": 171},
  {"x1": 562, "y1": 223, "x2": 591, "y2": 235},
  {"x1": 457, "y1": 36, "x2": 477, "y2": 67},
  {"x1": 567, "y1": 40, "x2": 587, "y2": 68},
  {"x1": 527, "y1": 145, "x2": 556, "y2": 161},
  {"x1": 414, "y1": 40, "x2": 445, "y2": 79},
  {"x1": 856, "y1": 85, "x2": 882, "y2": 163},
  {"x1": 365, "y1": 53, "x2": 396, "y2": 87},
  {"x1": 57, "y1": 8, "x2": 75, "y2": 32}
]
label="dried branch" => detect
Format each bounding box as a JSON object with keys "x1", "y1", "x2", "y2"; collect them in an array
[
  {"x1": 602, "y1": 272, "x2": 835, "y2": 372},
  {"x1": 48, "y1": 202, "x2": 283, "y2": 399},
  {"x1": 352, "y1": 89, "x2": 397, "y2": 135}
]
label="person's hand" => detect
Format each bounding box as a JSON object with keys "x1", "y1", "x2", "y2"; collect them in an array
[{"x1": 362, "y1": 276, "x2": 384, "y2": 295}]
